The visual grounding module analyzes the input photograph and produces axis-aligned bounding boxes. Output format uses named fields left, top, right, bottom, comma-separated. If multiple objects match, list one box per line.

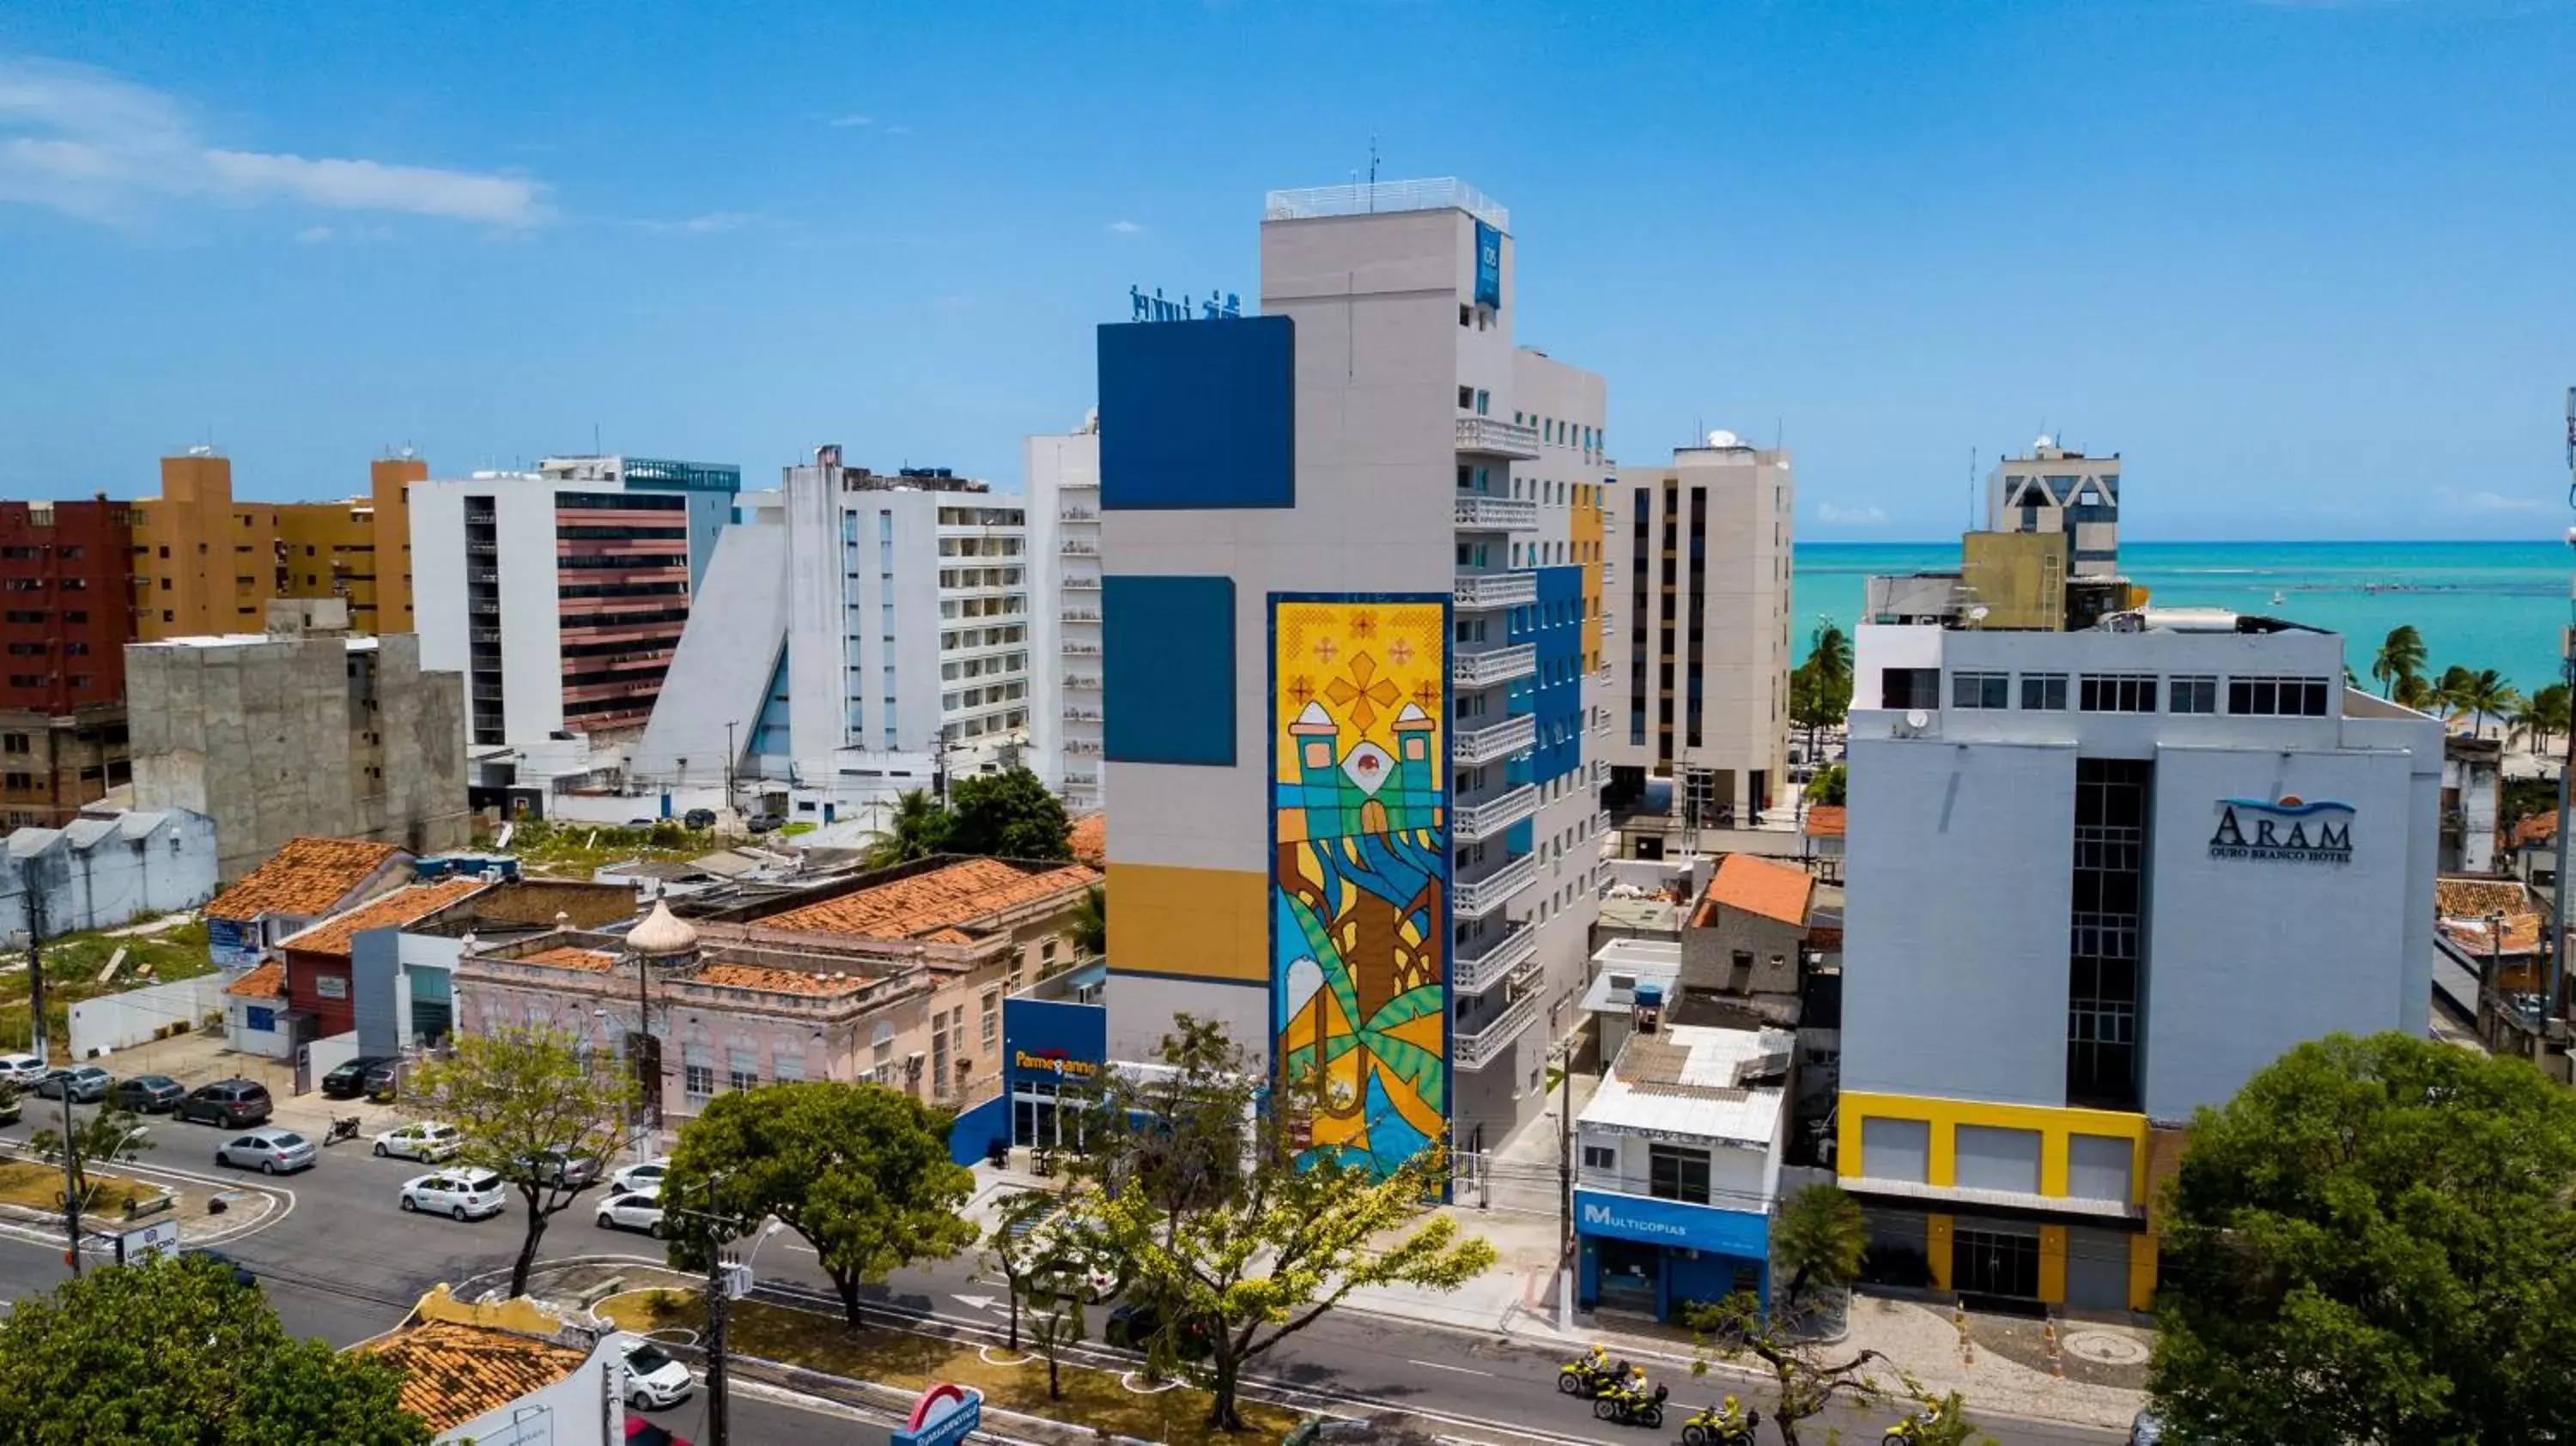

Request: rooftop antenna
left=1367, top=134, right=1379, bottom=212
left=593, top=422, right=602, bottom=455
left=1967, top=447, right=1978, bottom=531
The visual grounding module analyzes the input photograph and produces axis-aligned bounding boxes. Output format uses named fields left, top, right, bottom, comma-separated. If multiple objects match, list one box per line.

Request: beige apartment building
left=1604, top=435, right=1795, bottom=829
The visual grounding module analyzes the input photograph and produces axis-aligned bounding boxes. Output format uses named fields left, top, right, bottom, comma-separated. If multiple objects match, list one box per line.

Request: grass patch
left=0, top=920, right=216, bottom=1057
left=489, top=820, right=717, bottom=879
left=0, top=1158, right=154, bottom=1213
left=599, top=1289, right=1302, bottom=1446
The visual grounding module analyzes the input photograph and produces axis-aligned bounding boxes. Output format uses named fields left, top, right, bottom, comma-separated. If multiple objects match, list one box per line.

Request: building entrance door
left=1953, top=1227, right=2040, bottom=1300
left=1595, top=1238, right=1662, bottom=1315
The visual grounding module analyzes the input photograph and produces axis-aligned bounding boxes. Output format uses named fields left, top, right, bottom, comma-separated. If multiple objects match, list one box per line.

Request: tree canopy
left=1805, top=763, right=1847, bottom=808
left=945, top=767, right=1073, bottom=860
left=862, top=788, right=951, bottom=869
left=410, top=1025, right=635, bottom=1298
left=2152, top=1031, right=2576, bottom=1444
left=663, top=1080, right=978, bottom=1328
left=1771, top=1182, right=1868, bottom=1310
left=0, top=1253, right=431, bottom=1445
left=2370, top=625, right=2426, bottom=697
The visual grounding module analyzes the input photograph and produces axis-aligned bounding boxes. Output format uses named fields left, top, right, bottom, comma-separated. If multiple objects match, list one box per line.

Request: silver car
left=216, top=1128, right=316, bottom=1175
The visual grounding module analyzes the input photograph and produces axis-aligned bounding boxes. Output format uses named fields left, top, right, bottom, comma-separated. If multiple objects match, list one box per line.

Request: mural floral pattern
left=1273, top=597, right=1449, bottom=1173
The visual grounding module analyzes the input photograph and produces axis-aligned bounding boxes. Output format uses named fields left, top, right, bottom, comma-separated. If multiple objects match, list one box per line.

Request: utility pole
left=2554, top=385, right=2575, bottom=1044
left=703, top=1174, right=732, bottom=1446
left=58, top=1083, right=80, bottom=1277
left=722, top=720, right=739, bottom=826
left=24, top=883, right=46, bottom=1063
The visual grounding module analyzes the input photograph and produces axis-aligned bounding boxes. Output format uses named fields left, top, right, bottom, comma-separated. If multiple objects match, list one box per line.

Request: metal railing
left=1451, top=920, right=1537, bottom=993
left=1060, top=611, right=1102, bottom=623
left=1456, top=416, right=1541, bottom=459
left=1452, top=644, right=1536, bottom=687
left=1453, top=570, right=1537, bottom=610
left=1454, top=494, right=1540, bottom=532
left=1058, top=510, right=1099, bottom=523
left=1455, top=990, right=1543, bottom=1071
left=1060, top=574, right=1102, bottom=590
left=1452, top=714, right=1535, bottom=766
left=1064, top=674, right=1103, bottom=690
left=1453, top=853, right=1537, bottom=916
left=1454, top=783, right=1540, bottom=841
left=1263, top=178, right=1509, bottom=232
left=1063, top=708, right=1103, bottom=723
left=1065, top=738, right=1103, bottom=756
left=1060, top=541, right=1099, bottom=556
left=1061, top=641, right=1101, bottom=656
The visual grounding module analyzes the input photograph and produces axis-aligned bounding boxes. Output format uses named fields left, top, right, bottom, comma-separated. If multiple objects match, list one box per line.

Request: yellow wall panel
left=1108, top=862, right=1268, bottom=983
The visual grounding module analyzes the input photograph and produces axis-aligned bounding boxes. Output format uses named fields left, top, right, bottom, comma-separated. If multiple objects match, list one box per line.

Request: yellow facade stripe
left=2129, top=1232, right=2160, bottom=1313
left=1837, top=1091, right=2151, bottom=1205
left=2038, top=1225, right=2068, bottom=1304
left=1107, top=862, right=1269, bottom=984
left=1924, top=1214, right=1953, bottom=1291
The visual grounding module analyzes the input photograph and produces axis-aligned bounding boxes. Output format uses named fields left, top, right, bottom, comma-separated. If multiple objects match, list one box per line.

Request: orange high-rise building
left=131, top=450, right=421, bottom=638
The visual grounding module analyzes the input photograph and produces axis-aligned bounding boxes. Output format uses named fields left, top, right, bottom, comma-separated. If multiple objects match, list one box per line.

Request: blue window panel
left=747, top=642, right=793, bottom=760
left=1104, top=576, right=1236, bottom=765
left=1504, top=818, right=1534, bottom=856
left=1525, top=566, right=1587, bottom=783
left=1098, top=316, right=1296, bottom=511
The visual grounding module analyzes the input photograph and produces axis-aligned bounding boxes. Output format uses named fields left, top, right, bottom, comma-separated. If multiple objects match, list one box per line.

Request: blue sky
left=2, top=1, right=2570, bottom=539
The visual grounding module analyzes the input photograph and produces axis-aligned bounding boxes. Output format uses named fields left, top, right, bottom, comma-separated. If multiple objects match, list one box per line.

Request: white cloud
left=825, top=113, right=873, bottom=128
left=1815, top=502, right=1890, bottom=526
left=634, top=210, right=758, bottom=236
left=2438, top=486, right=2547, bottom=514
left=294, top=222, right=394, bottom=244
left=0, top=55, right=545, bottom=229
left=885, top=125, right=915, bottom=137
left=1108, top=219, right=1144, bottom=236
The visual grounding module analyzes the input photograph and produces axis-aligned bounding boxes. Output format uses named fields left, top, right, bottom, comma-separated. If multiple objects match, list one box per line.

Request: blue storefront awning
left=1576, top=1188, right=1770, bottom=1260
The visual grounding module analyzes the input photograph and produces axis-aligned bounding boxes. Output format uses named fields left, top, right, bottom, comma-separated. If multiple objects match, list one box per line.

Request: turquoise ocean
left=1789, top=540, right=2573, bottom=697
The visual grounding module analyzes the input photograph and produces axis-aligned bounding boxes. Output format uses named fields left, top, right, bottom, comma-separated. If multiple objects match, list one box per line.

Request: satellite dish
left=1905, top=709, right=1929, bottom=730
left=1967, top=605, right=1990, bottom=623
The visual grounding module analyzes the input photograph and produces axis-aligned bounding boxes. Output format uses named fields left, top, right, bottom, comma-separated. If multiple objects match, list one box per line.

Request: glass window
left=1950, top=671, right=2009, bottom=710
left=2227, top=676, right=2330, bottom=717
left=2020, top=673, right=2069, bottom=711
left=2078, top=674, right=2157, bottom=714
left=2169, top=676, right=2218, bottom=714
left=1580, top=1144, right=1616, bottom=1172
left=1647, top=1145, right=1710, bottom=1204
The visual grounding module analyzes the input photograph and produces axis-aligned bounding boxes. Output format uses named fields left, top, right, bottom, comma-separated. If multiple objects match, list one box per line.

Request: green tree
left=2460, top=668, right=2522, bottom=739
left=945, top=767, right=1073, bottom=860
left=2152, top=1031, right=2576, bottom=1444
left=664, top=1080, right=978, bottom=1328
left=863, top=788, right=952, bottom=869
left=410, top=1025, right=636, bottom=1299
left=2371, top=625, right=2426, bottom=698
left=1805, top=764, right=1847, bottom=809
left=1080, top=1018, right=1497, bottom=1429
left=29, top=1103, right=152, bottom=1217
left=1805, top=618, right=1853, bottom=686
left=983, top=1186, right=1064, bottom=1352
left=2393, top=671, right=2436, bottom=713
left=1771, top=1183, right=1868, bottom=1311
left=2515, top=683, right=2571, bottom=753
left=1687, top=1293, right=1893, bottom=1446
left=1069, top=883, right=1106, bottom=962
left=1789, top=665, right=1851, bottom=769
left=0, top=1253, right=431, bottom=1443
left=2433, top=664, right=2476, bottom=724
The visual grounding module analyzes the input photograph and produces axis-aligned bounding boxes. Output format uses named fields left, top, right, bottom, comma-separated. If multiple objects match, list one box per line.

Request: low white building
left=0, top=807, right=217, bottom=940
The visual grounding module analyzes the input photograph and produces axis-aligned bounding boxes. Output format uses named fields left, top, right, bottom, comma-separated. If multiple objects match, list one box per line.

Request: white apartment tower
left=1024, top=422, right=1103, bottom=813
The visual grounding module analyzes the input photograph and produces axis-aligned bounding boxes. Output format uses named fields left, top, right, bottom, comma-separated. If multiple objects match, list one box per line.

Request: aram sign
left=2209, top=796, right=2354, bottom=865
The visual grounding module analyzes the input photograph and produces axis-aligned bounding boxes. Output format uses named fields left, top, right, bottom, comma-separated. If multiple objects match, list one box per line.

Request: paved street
left=0, top=1104, right=2122, bottom=1446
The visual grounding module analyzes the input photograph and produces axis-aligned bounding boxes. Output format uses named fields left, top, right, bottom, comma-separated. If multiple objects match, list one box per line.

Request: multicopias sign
left=2208, top=796, right=2354, bottom=865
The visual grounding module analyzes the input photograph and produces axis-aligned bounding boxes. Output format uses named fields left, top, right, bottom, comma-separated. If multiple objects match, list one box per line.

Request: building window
left=1949, top=671, right=2008, bottom=710
left=683, top=1063, right=714, bottom=1099
left=981, top=989, right=999, bottom=1047
left=931, top=1010, right=952, bottom=1098
left=2227, top=676, right=2329, bottom=717
left=2078, top=674, right=2157, bottom=713
left=1647, top=1145, right=1710, bottom=1205
left=2020, top=673, right=2068, bottom=711
left=2169, top=676, right=2218, bottom=714
left=0, top=735, right=24, bottom=755
left=1880, top=667, right=1941, bottom=711
left=726, top=1047, right=758, bottom=1094
left=1580, top=1144, right=1616, bottom=1172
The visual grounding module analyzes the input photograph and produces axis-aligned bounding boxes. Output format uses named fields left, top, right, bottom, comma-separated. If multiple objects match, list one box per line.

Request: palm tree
left=2461, top=669, right=2521, bottom=740
left=861, top=788, right=950, bottom=869
left=2520, top=684, right=2573, bottom=754
left=2394, top=671, right=2436, bottom=713
left=1806, top=617, right=1852, bottom=686
left=2433, top=665, right=2476, bottom=726
left=1069, top=883, right=1106, bottom=963
left=2371, top=625, right=2427, bottom=698
left=1772, top=1182, right=1869, bottom=1311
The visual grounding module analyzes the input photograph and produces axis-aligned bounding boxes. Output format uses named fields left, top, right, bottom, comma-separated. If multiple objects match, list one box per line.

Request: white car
left=593, top=1191, right=667, bottom=1238
left=398, top=1170, right=506, bottom=1221
left=608, top=1161, right=667, bottom=1197
left=0, top=1052, right=46, bottom=1086
left=620, top=1336, right=693, bottom=1410
left=374, top=1121, right=463, bottom=1163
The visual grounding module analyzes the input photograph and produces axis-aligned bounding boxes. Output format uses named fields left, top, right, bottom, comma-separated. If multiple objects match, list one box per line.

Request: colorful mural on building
left=1271, top=596, right=1449, bottom=1173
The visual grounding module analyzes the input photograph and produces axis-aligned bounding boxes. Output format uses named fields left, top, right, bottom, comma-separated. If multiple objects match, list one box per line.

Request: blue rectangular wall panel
left=1098, top=316, right=1295, bottom=510
left=1104, top=575, right=1236, bottom=765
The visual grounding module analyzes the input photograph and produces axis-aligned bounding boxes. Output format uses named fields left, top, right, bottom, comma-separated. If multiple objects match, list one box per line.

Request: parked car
left=374, top=1121, right=463, bottom=1163
left=178, top=1078, right=272, bottom=1127
left=1032, top=1238, right=1126, bottom=1304
left=215, top=1127, right=316, bottom=1175
left=608, top=1161, right=668, bottom=1197
left=621, top=1337, right=694, bottom=1410
left=0, top=1051, right=47, bottom=1086
left=107, top=1075, right=186, bottom=1114
left=745, top=812, right=785, bottom=835
left=361, top=1060, right=402, bottom=1102
left=511, top=1148, right=602, bottom=1189
left=399, top=1170, right=506, bottom=1221
left=682, top=808, right=717, bottom=830
left=183, top=1247, right=258, bottom=1289
left=1103, top=1300, right=1214, bottom=1358
left=33, top=1066, right=111, bottom=1103
left=320, top=1054, right=398, bottom=1100
left=625, top=1418, right=693, bottom=1446
left=594, top=1191, right=667, bottom=1238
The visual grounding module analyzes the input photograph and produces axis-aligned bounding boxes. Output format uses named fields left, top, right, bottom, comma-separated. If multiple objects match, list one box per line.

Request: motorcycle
left=1680, top=1403, right=1761, bottom=1446
left=1884, top=1410, right=1939, bottom=1443
left=321, top=1115, right=362, bottom=1147
left=1557, top=1353, right=1626, bottom=1397
left=1592, top=1379, right=1667, bottom=1430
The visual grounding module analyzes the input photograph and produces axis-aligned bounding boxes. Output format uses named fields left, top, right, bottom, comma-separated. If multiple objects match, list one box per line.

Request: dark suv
left=179, top=1078, right=273, bottom=1128
left=320, top=1055, right=398, bottom=1100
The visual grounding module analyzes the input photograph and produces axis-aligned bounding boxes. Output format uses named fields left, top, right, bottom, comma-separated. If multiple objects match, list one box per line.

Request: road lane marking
left=1405, top=1358, right=1496, bottom=1376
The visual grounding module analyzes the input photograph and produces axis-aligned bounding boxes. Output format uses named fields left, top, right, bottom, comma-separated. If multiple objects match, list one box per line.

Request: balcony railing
left=1455, top=416, right=1541, bottom=460
left=1452, top=920, right=1537, bottom=993
left=1452, top=644, right=1536, bottom=688
left=1063, top=707, right=1103, bottom=724
left=1591, top=811, right=1613, bottom=839
left=1060, top=541, right=1099, bottom=556
left=1064, top=673, right=1103, bottom=690
left=1058, top=509, right=1099, bottom=524
left=1455, top=990, right=1543, bottom=1071
left=1060, top=574, right=1102, bottom=590
left=1061, top=641, right=1101, bottom=657
left=1452, top=714, right=1535, bottom=766
left=1454, top=494, right=1540, bottom=532
left=1061, top=610, right=1101, bottom=624
left=1065, top=738, right=1103, bottom=756
left=1265, top=178, right=1509, bottom=230
left=1454, top=783, right=1540, bottom=842
left=1059, top=474, right=1098, bottom=489
left=1455, top=853, right=1538, bottom=918
left=1452, top=570, right=1537, bottom=611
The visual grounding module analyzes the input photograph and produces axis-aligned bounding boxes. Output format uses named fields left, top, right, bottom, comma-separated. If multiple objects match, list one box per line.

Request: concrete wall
left=437, top=1335, right=623, bottom=1446
left=1682, top=904, right=1803, bottom=997
left=630, top=513, right=788, bottom=786
left=68, top=974, right=226, bottom=1060
left=0, top=809, right=219, bottom=939
left=227, top=992, right=291, bottom=1059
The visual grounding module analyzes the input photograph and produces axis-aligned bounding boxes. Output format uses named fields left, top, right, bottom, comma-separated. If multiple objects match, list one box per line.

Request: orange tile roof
left=203, top=836, right=402, bottom=921
left=761, top=857, right=1099, bottom=940
left=697, top=961, right=875, bottom=996
left=1699, top=854, right=1814, bottom=928
left=2512, top=812, right=2559, bottom=847
left=922, top=927, right=974, bottom=945
left=2442, top=913, right=2543, bottom=956
left=2436, top=878, right=2529, bottom=920
left=222, top=960, right=284, bottom=999
left=1802, top=805, right=1846, bottom=839
left=519, top=945, right=621, bottom=973
left=280, top=878, right=490, bottom=957
left=1070, top=813, right=1106, bottom=866
left=359, top=1321, right=592, bottom=1433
